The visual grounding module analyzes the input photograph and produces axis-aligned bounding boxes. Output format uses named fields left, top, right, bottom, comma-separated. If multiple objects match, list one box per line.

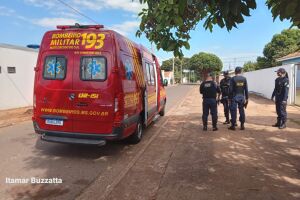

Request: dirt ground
left=1, top=87, right=300, bottom=200
left=0, top=107, right=32, bottom=128
left=78, top=87, right=300, bottom=200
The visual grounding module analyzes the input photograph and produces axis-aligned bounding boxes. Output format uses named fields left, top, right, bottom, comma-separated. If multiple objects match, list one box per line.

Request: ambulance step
left=153, top=114, right=160, bottom=122
left=41, top=134, right=106, bottom=146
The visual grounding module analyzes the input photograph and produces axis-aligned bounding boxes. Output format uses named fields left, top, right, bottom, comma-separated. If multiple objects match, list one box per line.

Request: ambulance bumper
left=33, top=121, right=123, bottom=146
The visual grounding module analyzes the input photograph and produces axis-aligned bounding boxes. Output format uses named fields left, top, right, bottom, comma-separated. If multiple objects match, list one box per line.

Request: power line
left=56, top=0, right=100, bottom=25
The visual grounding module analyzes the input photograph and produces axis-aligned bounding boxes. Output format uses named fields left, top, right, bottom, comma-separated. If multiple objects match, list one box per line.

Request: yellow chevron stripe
left=128, top=40, right=143, bottom=87
left=129, top=41, right=144, bottom=86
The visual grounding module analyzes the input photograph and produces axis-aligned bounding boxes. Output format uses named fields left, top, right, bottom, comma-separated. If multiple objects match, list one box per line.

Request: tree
left=263, top=29, right=300, bottom=67
left=161, top=57, right=190, bottom=71
left=243, top=61, right=258, bottom=72
left=136, top=0, right=300, bottom=58
left=161, top=57, right=190, bottom=83
left=189, top=52, right=223, bottom=80
left=256, top=56, right=272, bottom=69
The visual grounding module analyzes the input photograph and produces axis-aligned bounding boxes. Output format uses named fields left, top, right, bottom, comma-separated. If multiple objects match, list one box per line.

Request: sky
left=0, top=0, right=293, bottom=70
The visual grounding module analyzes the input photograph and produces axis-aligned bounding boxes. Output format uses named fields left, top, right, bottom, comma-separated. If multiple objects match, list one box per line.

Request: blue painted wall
left=282, top=57, right=300, bottom=65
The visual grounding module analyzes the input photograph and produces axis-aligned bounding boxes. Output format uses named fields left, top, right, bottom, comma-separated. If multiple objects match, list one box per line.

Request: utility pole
left=172, top=57, right=175, bottom=85
left=180, top=59, right=183, bottom=84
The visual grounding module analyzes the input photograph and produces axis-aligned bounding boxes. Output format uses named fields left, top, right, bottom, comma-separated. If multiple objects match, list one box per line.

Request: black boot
left=213, top=126, right=218, bottom=131
left=223, top=120, right=230, bottom=124
left=228, top=124, right=236, bottom=130
left=240, top=123, right=245, bottom=130
left=213, top=122, right=218, bottom=131
left=279, top=121, right=286, bottom=129
left=203, top=126, right=208, bottom=131
left=272, top=119, right=280, bottom=127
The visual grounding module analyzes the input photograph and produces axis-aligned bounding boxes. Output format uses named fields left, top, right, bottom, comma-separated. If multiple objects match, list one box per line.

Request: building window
left=7, top=67, right=16, bottom=74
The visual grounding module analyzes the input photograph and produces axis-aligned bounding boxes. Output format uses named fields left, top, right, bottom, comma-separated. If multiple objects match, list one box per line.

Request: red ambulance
left=32, top=24, right=167, bottom=146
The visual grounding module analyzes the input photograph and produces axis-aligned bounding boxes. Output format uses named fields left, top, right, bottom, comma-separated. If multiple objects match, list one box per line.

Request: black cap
left=223, top=70, right=229, bottom=76
left=276, top=68, right=286, bottom=73
left=235, top=67, right=242, bottom=74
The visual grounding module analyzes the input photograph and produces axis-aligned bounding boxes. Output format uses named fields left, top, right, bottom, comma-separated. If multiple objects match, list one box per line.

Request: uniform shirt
left=200, top=80, right=221, bottom=99
left=220, top=77, right=231, bottom=98
left=272, top=76, right=289, bottom=101
left=229, top=75, right=248, bottom=99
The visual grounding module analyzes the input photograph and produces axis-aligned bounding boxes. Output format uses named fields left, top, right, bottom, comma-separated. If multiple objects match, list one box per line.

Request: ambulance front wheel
left=127, top=118, right=143, bottom=144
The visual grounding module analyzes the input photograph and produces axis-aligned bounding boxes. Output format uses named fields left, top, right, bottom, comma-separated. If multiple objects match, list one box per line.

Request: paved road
left=0, top=85, right=194, bottom=200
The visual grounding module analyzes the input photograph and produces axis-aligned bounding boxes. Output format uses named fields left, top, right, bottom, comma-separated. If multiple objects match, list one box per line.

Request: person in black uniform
left=219, top=71, right=231, bottom=124
left=228, top=67, right=248, bottom=130
left=271, top=68, right=289, bottom=129
left=200, top=72, right=221, bottom=131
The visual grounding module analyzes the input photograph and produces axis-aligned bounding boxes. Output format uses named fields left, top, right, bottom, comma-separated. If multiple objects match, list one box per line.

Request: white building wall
left=0, top=46, right=38, bottom=110
left=296, top=68, right=300, bottom=87
left=243, top=64, right=296, bottom=105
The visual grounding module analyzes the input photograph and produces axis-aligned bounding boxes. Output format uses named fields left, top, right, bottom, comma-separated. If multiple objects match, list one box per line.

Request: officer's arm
left=200, top=83, right=204, bottom=94
left=244, top=79, right=249, bottom=100
left=271, top=80, right=276, bottom=99
left=283, top=79, right=289, bottom=102
left=229, top=78, right=234, bottom=99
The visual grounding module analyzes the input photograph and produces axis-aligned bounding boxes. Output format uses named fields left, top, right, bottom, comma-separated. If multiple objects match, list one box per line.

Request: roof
left=0, top=43, right=38, bottom=53
left=277, top=51, right=300, bottom=62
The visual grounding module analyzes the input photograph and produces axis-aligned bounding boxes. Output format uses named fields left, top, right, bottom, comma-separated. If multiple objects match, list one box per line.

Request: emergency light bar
left=57, top=23, right=104, bottom=30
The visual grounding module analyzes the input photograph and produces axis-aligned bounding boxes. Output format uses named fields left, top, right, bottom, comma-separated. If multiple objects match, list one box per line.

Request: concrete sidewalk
left=78, top=87, right=300, bottom=200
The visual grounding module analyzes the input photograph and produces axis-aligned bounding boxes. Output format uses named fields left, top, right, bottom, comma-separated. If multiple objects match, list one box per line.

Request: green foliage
left=161, top=57, right=190, bottom=72
left=243, top=61, right=258, bottom=72
left=160, top=52, right=222, bottom=81
left=189, top=52, right=223, bottom=78
left=256, top=56, right=272, bottom=69
left=256, top=29, right=300, bottom=69
left=136, top=0, right=300, bottom=58
left=267, top=0, right=300, bottom=27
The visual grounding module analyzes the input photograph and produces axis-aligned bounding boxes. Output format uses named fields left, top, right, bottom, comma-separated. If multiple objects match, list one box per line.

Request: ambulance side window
left=122, top=55, right=134, bottom=80
left=43, top=56, right=66, bottom=80
left=80, top=57, right=106, bottom=81
left=145, top=63, right=152, bottom=85
left=150, top=64, right=156, bottom=86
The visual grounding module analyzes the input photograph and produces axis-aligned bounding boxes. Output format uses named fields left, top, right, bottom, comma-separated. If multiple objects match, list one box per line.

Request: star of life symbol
left=47, top=60, right=62, bottom=76
left=88, top=60, right=101, bottom=76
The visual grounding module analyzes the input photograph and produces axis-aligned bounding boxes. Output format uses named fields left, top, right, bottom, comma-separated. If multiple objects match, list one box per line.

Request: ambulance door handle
left=69, top=93, right=75, bottom=101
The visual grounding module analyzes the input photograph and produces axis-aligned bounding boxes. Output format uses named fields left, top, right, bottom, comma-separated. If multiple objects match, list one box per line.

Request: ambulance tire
left=127, top=118, right=143, bottom=144
left=159, top=105, right=165, bottom=116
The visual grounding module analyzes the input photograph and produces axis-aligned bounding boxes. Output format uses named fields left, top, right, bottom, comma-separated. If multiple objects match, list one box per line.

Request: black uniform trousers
left=275, top=100, right=287, bottom=123
left=202, top=98, right=218, bottom=127
left=221, top=98, right=230, bottom=121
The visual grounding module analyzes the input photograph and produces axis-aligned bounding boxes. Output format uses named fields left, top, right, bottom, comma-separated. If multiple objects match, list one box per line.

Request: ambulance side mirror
left=34, top=67, right=39, bottom=72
